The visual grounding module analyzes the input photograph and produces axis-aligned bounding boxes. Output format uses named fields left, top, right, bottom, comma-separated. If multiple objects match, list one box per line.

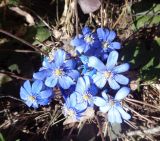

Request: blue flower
left=97, top=28, right=121, bottom=52
left=70, top=27, right=100, bottom=54
left=94, top=87, right=131, bottom=123
left=33, top=49, right=79, bottom=89
left=71, top=76, right=98, bottom=110
left=79, top=55, right=96, bottom=77
left=62, top=92, right=86, bottom=121
left=88, top=51, right=129, bottom=90
left=20, top=80, right=53, bottom=108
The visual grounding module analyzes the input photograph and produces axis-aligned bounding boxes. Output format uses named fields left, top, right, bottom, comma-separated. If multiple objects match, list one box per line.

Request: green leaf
left=8, top=0, right=20, bottom=6
left=8, top=64, right=20, bottom=74
left=0, top=133, right=5, bottom=141
left=132, top=2, right=160, bottom=30
left=33, top=27, right=50, bottom=44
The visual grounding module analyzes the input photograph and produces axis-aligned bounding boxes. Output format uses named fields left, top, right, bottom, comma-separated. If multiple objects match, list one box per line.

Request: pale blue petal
left=75, top=102, right=87, bottom=112
left=75, top=77, right=86, bottom=94
left=45, top=76, right=58, bottom=87
left=84, top=76, right=90, bottom=90
left=115, top=87, right=130, bottom=101
left=23, top=80, right=32, bottom=94
left=108, top=78, right=120, bottom=90
left=75, top=45, right=85, bottom=54
left=33, top=69, right=51, bottom=80
left=100, top=102, right=112, bottom=113
left=106, top=51, right=118, bottom=70
left=20, top=87, right=29, bottom=100
left=93, top=72, right=107, bottom=89
left=70, top=92, right=78, bottom=107
left=25, top=99, right=33, bottom=107
left=113, top=63, right=130, bottom=73
left=64, top=60, right=75, bottom=69
left=59, top=76, right=74, bottom=89
left=102, top=90, right=109, bottom=102
left=54, top=49, right=66, bottom=66
left=88, top=56, right=106, bottom=71
left=97, top=28, right=109, bottom=40
left=116, top=106, right=131, bottom=120
left=70, top=36, right=84, bottom=46
left=107, top=30, right=116, bottom=41
left=108, top=107, right=122, bottom=123
left=32, top=80, right=43, bottom=94
left=93, top=96, right=106, bottom=107
left=68, top=70, right=79, bottom=80
left=110, top=42, right=121, bottom=49
left=82, top=26, right=91, bottom=35
left=32, top=101, right=39, bottom=109
left=114, top=74, right=129, bottom=85
left=40, top=89, right=53, bottom=99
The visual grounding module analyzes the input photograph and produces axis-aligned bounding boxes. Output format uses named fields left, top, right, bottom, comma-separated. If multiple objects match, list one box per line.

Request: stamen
left=103, top=71, right=112, bottom=79
left=54, top=69, right=63, bottom=76
left=102, top=41, right=110, bottom=48
left=84, top=36, right=94, bottom=43
left=28, top=96, right=35, bottom=102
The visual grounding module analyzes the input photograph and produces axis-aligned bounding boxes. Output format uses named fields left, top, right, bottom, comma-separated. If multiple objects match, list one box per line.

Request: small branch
left=0, top=29, right=48, bottom=56
left=0, top=71, right=31, bottom=80
left=74, top=0, right=79, bottom=36
left=125, top=98, right=160, bottom=111
left=95, top=115, right=105, bottom=141
left=0, top=95, right=24, bottom=103
left=126, top=126, right=160, bottom=136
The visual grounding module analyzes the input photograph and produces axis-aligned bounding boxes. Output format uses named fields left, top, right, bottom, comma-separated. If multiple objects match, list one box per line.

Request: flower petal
left=93, top=72, right=107, bottom=89
left=68, top=70, right=80, bottom=80
left=102, top=90, right=109, bottom=102
left=75, top=44, right=85, bottom=54
left=40, top=89, right=53, bottom=99
left=32, top=80, right=43, bottom=94
left=64, top=60, right=75, bottom=69
left=70, top=36, right=84, bottom=46
left=75, top=77, right=86, bottom=94
left=93, top=96, right=106, bottom=107
left=75, top=102, right=87, bottom=112
left=20, top=87, right=29, bottom=100
left=110, top=42, right=121, bottom=49
left=115, top=87, right=130, bottom=101
left=116, top=105, right=131, bottom=120
left=69, top=92, right=78, bottom=107
left=97, top=28, right=109, bottom=40
left=100, top=106, right=110, bottom=113
left=106, top=51, right=118, bottom=70
left=108, top=78, right=120, bottom=90
left=59, top=76, right=74, bottom=89
left=82, top=26, right=91, bottom=35
left=33, top=69, right=51, bottom=80
left=88, top=56, right=106, bottom=71
left=25, top=99, right=33, bottom=107
left=54, top=49, right=66, bottom=66
left=114, top=74, right=129, bottom=85
left=23, top=80, right=32, bottom=94
left=107, top=30, right=116, bottom=41
left=108, top=107, right=122, bottom=123
left=45, top=76, right=58, bottom=87
left=113, top=63, right=130, bottom=73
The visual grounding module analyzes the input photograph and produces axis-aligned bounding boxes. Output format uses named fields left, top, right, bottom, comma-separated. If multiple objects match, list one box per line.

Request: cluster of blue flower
left=20, top=26, right=131, bottom=124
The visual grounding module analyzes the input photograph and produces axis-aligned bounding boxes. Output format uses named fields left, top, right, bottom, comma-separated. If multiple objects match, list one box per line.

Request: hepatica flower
left=97, top=28, right=121, bottom=52
left=62, top=92, right=87, bottom=124
left=33, top=49, right=79, bottom=89
left=94, top=87, right=131, bottom=123
left=20, top=80, right=53, bottom=108
left=72, top=76, right=98, bottom=109
left=71, top=26, right=100, bottom=54
left=88, top=51, right=129, bottom=90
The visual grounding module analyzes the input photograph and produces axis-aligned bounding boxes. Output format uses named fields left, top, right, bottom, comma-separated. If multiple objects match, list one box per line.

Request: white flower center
left=102, top=41, right=110, bottom=49
left=103, top=71, right=112, bottom=79
left=54, top=69, right=63, bottom=76
left=84, top=36, right=94, bottom=44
